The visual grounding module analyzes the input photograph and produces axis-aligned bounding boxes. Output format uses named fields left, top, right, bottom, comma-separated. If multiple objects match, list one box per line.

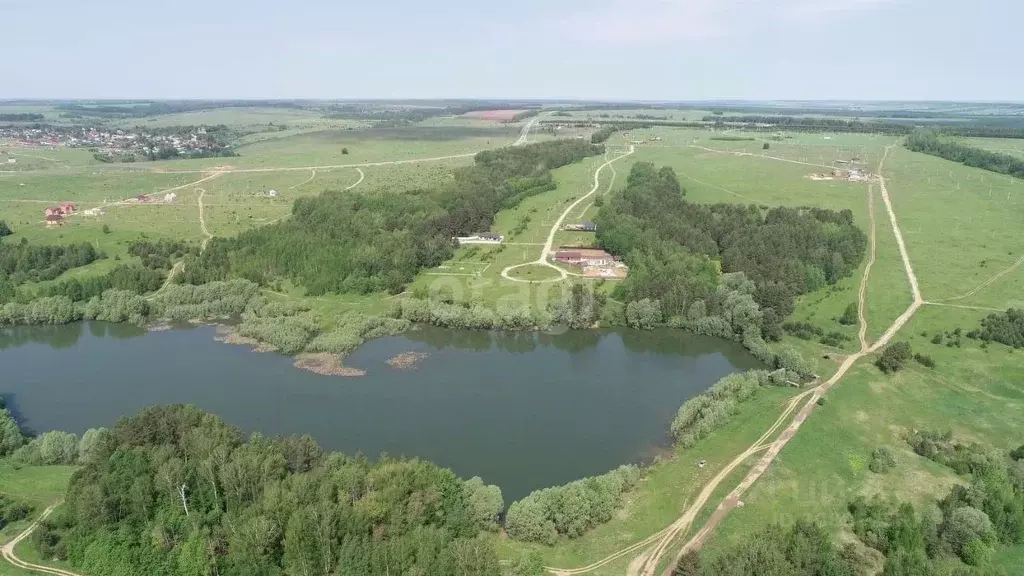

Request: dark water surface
left=0, top=323, right=761, bottom=502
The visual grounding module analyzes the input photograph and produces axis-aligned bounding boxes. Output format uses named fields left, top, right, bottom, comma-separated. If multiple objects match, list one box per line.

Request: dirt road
left=543, top=143, right=922, bottom=576
left=500, top=146, right=634, bottom=283
left=1, top=504, right=83, bottom=576
left=197, top=188, right=212, bottom=249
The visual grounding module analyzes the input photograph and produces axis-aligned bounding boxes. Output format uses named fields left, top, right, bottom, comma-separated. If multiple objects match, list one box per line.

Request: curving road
left=501, top=146, right=634, bottom=283
left=1, top=504, right=83, bottom=576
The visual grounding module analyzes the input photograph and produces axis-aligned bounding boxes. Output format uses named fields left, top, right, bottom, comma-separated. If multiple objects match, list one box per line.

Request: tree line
left=0, top=113, right=44, bottom=121
left=906, top=130, right=1024, bottom=179
left=181, top=140, right=604, bottom=295
left=595, top=162, right=866, bottom=342
left=0, top=239, right=102, bottom=287
left=678, top=434, right=1023, bottom=575
left=967, top=308, right=1024, bottom=348
left=17, top=404, right=513, bottom=576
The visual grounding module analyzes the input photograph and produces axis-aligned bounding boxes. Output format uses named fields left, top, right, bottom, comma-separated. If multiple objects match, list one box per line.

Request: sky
left=3, top=0, right=1021, bottom=101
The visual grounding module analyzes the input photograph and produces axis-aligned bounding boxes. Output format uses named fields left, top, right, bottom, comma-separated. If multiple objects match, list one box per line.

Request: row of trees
left=595, top=162, right=866, bottom=342
left=670, top=370, right=786, bottom=447
left=505, top=465, right=640, bottom=544
left=906, top=131, right=1024, bottom=179
left=33, top=405, right=507, bottom=576
left=182, top=140, right=604, bottom=295
left=0, top=239, right=103, bottom=286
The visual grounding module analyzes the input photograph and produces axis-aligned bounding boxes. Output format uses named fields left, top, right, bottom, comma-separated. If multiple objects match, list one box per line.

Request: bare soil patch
left=295, top=353, right=366, bottom=377
left=386, top=351, right=428, bottom=370
left=213, top=329, right=278, bottom=353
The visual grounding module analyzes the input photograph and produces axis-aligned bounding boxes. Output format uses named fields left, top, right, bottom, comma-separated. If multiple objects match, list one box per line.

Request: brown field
left=462, top=109, right=528, bottom=122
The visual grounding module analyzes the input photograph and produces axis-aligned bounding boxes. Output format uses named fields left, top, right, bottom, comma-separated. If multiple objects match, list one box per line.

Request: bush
left=625, top=298, right=662, bottom=329
left=968, top=308, right=1024, bottom=348
left=1011, top=444, right=1024, bottom=461
left=839, top=303, right=858, bottom=326
left=931, top=333, right=944, bottom=345
left=0, top=408, right=24, bottom=456
left=505, top=465, right=640, bottom=543
left=0, top=494, right=33, bottom=530
left=671, top=371, right=772, bottom=447
left=868, top=447, right=897, bottom=474
left=820, top=331, right=851, bottom=347
left=913, top=353, right=935, bottom=368
left=463, top=477, right=503, bottom=531
left=783, top=321, right=823, bottom=340
left=876, top=341, right=912, bottom=374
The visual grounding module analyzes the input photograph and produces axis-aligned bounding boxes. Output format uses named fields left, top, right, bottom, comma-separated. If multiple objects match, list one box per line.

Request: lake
left=0, top=322, right=761, bottom=502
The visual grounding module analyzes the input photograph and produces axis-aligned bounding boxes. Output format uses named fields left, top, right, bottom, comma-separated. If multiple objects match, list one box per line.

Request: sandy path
left=501, top=146, right=634, bottom=283
left=924, top=301, right=1004, bottom=312
left=197, top=188, right=212, bottom=249
left=345, top=167, right=365, bottom=190
left=934, top=253, right=1024, bottom=303
left=650, top=145, right=923, bottom=572
left=289, top=169, right=316, bottom=190
left=689, top=144, right=836, bottom=170
left=1, top=504, right=83, bottom=576
left=858, top=184, right=877, bottom=350
left=541, top=142, right=922, bottom=576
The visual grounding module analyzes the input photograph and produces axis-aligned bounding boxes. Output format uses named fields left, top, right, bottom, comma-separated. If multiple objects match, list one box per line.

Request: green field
left=4, top=107, right=1024, bottom=575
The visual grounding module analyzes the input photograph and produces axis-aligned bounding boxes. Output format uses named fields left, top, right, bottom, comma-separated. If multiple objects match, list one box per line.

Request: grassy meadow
left=4, top=107, right=1024, bottom=574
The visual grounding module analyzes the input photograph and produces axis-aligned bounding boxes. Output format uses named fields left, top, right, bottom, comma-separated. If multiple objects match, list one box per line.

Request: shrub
left=505, top=465, right=640, bottom=543
left=0, top=494, right=33, bottom=530
left=625, top=298, right=662, bottom=329
left=1011, top=444, right=1024, bottom=461
left=463, top=477, right=504, bottom=531
left=783, top=321, right=824, bottom=340
left=876, top=341, right=912, bottom=374
left=820, top=331, right=851, bottom=348
left=913, top=353, right=935, bottom=368
left=0, top=408, right=24, bottom=456
left=839, top=303, right=858, bottom=326
left=869, top=447, right=897, bottom=474
left=671, top=371, right=772, bottom=447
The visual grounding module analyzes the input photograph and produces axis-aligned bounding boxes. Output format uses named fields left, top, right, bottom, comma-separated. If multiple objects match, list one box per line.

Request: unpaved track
left=197, top=188, right=212, bottom=249
left=345, top=167, right=365, bottom=190
left=858, top=184, right=878, bottom=350
left=289, top=169, right=317, bottom=190
left=501, top=146, right=634, bottom=283
left=1, top=504, right=83, bottom=576
left=934, top=253, right=1024, bottom=303
left=648, top=145, right=923, bottom=574
left=689, top=144, right=836, bottom=171
left=543, top=143, right=922, bottom=576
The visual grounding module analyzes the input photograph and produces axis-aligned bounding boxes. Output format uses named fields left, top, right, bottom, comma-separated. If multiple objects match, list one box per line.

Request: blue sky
left=3, top=0, right=1020, bottom=101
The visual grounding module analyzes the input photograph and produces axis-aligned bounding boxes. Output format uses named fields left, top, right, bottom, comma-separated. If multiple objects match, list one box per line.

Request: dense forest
left=595, top=162, right=866, bottom=340
left=182, top=140, right=604, bottom=294
left=20, top=405, right=512, bottom=576
left=0, top=239, right=102, bottom=289
left=905, top=131, right=1024, bottom=179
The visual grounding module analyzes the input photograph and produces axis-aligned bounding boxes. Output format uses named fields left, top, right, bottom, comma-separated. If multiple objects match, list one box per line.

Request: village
left=0, top=124, right=234, bottom=161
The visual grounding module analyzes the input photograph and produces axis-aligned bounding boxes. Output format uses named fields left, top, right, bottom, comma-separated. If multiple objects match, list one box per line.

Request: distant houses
left=164, top=192, right=178, bottom=203
left=44, top=202, right=76, bottom=218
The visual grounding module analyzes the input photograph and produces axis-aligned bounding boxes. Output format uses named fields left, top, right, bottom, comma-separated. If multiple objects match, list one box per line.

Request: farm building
left=164, top=192, right=178, bottom=202
left=455, top=232, right=504, bottom=245
left=45, top=214, right=63, bottom=226
left=44, top=203, right=76, bottom=217
left=6, top=158, right=15, bottom=164
left=552, top=248, right=628, bottom=279
left=564, top=222, right=597, bottom=232
left=84, top=208, right=105, bottom=216
left=268, top=189, right=279, bottom=198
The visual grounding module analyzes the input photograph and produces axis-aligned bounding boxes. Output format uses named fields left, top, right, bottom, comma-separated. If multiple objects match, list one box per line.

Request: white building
left=164, top=192, right=178, bottom=202
left=268, top=189, right=279, bottom=197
